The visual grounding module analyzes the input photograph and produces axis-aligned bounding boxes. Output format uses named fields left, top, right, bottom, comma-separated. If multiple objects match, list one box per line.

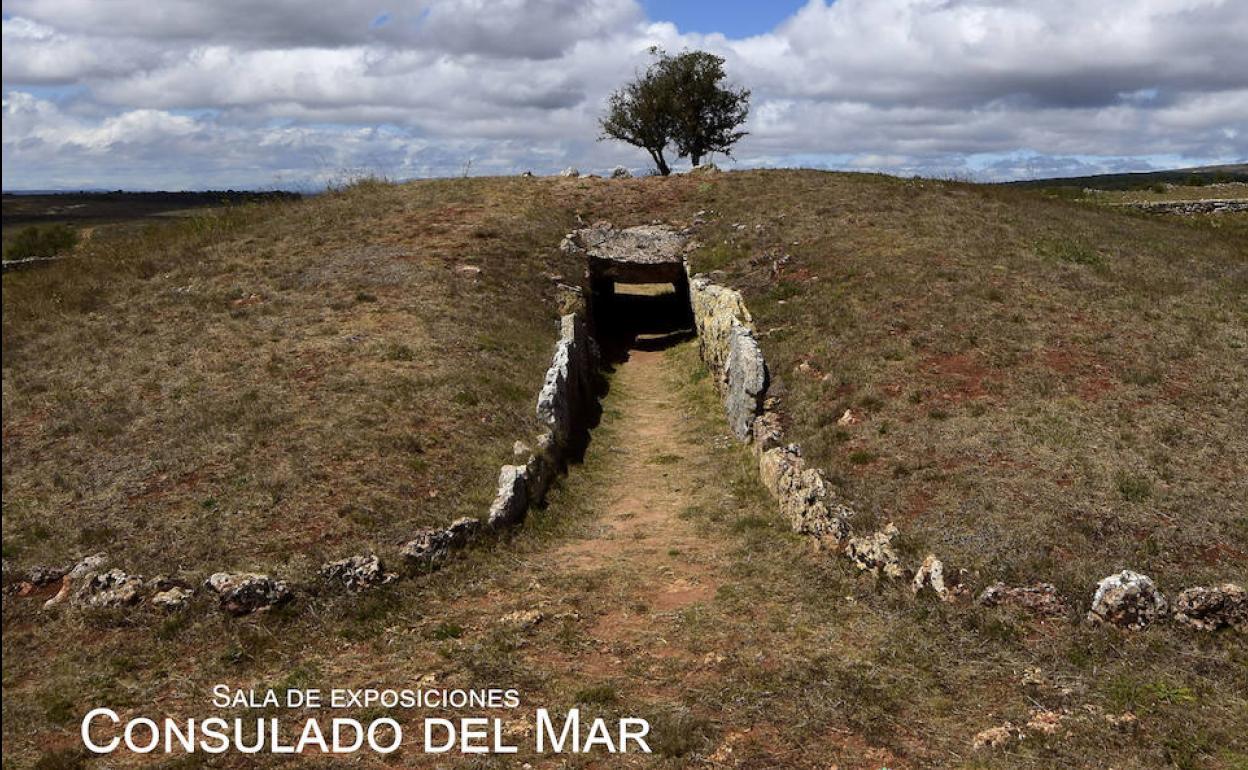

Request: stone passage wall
left=407, top=288, right=599, bottom=562
left=688, top=273, right=852, bottom=544
left=14, top=291, right=602, bottom=617
left=687, top=269, right=1244, bottom=633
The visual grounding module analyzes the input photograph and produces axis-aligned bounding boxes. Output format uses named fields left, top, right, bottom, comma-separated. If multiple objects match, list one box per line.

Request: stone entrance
left=560, top=222, right=690, bottom=297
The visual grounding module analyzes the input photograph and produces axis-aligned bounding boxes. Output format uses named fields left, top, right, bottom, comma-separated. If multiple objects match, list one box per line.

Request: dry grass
left=1, top=175, right=704, bottom=577
left=688, top=170, right=1247, bottom=597
left=2, top=170, right=1245, bottom=768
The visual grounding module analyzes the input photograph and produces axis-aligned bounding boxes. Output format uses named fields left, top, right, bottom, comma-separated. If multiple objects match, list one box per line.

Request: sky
left=2, top=0, right=1246, bottom=190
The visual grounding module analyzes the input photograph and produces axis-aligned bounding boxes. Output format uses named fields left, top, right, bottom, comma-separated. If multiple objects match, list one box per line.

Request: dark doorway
left=593, top=282, right=695, bottom=366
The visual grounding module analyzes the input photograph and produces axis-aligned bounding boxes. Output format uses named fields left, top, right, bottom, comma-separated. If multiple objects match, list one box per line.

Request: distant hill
left=1008, top=163, right=1248, bottom=190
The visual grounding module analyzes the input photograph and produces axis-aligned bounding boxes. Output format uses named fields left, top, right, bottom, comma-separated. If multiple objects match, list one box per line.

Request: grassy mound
left=688, top=170, right=1247, bottom=594
left=1, top=176, right=701, bottom=576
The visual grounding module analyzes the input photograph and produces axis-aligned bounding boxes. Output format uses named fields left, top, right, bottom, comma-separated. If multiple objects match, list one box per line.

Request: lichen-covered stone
left=487, top=464, right=529, bottom=528
left=536, top=314, right=596, bottom=450
left=724, top=324, right=768, bottom=440
left=319, top=554, right=397, bottom=591
left=73, top=568, right=145, bottom=608
left=1172, top=583, right=1245, bottom=632
left=205, top=572, right=293, bottom=616
left=846, top=525, right=903, bottom=579
left=401, top=528, right=456, bottom=571
left=912, top=555, right=948, bottom=599
left=689, top=275, right=753, bottom=382
left=1087, top=570, right=1167, bottom=629
left=756, top=443, right=852, bottom=545
left=446, top=516, right=481, bottom=547
left=25, top=564, right=66, bottom=586
left=43, top=553, right=110, bottom=608
left=151, top=586, right=194, bottom=611
left=977, top=582, right=1067, bottom=618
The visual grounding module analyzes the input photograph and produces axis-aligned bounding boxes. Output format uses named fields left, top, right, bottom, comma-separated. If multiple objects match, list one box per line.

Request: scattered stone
left=401, top=528, right=456, bottom=571
left=836, top=409, right=857, bottom=426
left=400, top=517, right=480, bottom=572
left=73, top=569, right=145, bottom=608
left=68, top=553, right=109, bottom=579
left=1026, top=710, right=1065, bottom=735
left=1087, top=570, right=1167, bottom=629
left=205, top=573, right=293, bottom=616
left=447, top=516, right=481, bottom=546
left=454, top=264, right=481, bottom=278
left=977, top=582, right=1068, bottom=618
left=43, top=553, right=109, bottom=608
left=500, top=609, right=543, bottom=629
left=320, top=554, right=397, bottom=591
left=1172, top=583, right=1246, bottom=632
left=558, top=167, right=580, bottom=178
left=846, top=524, right=903, bottom=579
left=609, top=166, right=632, bottom=179
left=912, top=554, right=949, bottom=599
left=520, top=171, right=534, bottom=177
left=151, top=586, right=194, bottom=611
left=513, top=440, right=533, bottom=459
left=690, top=162, right=721, bottom=175
left=26, top=564, right=67, bottom=586
left=972, top=724, right=1018, bottom=750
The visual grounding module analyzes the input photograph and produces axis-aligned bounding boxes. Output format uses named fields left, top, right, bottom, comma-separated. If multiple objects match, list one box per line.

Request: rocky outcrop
left=610, top=166, right=632, bottom=179
left=1172, top=583, right=1246, bottom=632
left=977, top=582, right=1067, bottom=618
left=320, top=554, right=397, bottom=591
left=1087, top=570, right=1167, bottom=629
left=205, top=573, right=293, bottom=616
left=558, top=167, right=580, bottom=178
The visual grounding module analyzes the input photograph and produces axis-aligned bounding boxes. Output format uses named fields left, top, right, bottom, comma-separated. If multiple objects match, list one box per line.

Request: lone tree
left=600, top=48, right=750, bottom=175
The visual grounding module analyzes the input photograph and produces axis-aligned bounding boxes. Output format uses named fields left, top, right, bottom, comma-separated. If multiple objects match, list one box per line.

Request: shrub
left=4, top=224, right=79, bottom=261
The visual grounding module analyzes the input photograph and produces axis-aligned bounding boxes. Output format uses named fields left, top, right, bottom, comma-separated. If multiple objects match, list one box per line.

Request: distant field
left=1, top=191, right=299, bottom=260
left=1009, top=163, right=1248, bottom=191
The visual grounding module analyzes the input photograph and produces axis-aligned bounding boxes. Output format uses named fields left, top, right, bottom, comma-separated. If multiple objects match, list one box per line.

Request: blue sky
left=2, top=0, right=1245, bottom=190
left=641, top=0, right=808, bottom=37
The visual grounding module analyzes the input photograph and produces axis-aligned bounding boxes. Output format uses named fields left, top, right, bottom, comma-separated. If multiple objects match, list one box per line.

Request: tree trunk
left=691, top=152, right=702, bottom=167
left=650, top=148, right=671, bottom=176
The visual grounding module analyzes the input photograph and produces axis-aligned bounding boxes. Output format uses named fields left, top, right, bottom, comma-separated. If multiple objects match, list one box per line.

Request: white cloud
left=3, top=0, right=1246, bottom=188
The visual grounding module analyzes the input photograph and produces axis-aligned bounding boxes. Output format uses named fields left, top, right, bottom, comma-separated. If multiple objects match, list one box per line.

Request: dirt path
left=551, top=345, right=720, bottom=614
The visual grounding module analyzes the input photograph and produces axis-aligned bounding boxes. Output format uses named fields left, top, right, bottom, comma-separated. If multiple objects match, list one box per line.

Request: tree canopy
left=600, top=48, right=750, bottom=176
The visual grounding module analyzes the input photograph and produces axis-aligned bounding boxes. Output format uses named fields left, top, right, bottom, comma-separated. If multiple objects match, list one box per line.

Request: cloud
left=3, top=0, right=1246, bottom=188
